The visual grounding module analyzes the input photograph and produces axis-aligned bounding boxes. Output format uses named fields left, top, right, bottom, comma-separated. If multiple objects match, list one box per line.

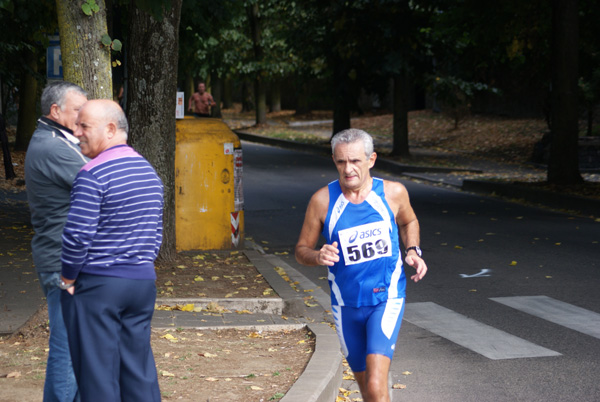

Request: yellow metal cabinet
left=175, top=117, right=244, bottom=251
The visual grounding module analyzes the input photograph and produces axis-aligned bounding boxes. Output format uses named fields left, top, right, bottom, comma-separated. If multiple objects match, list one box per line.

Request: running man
left=295, top=128, right=427, bottom=402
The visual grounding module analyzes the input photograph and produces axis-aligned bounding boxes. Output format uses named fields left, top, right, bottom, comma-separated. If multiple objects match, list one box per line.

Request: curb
left=235, top=131, right=330, bottom=156
left=243, top=248, right=343, bottom=402
left=235, top=130, right=481, bottom=175
left=155, top=297, right=284, bottom=315
left=281, top=323, right=343, bottom=402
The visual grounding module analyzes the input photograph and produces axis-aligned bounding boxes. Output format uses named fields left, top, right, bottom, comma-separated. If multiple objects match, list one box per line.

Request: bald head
left=74, top=100, right=129, bottom=158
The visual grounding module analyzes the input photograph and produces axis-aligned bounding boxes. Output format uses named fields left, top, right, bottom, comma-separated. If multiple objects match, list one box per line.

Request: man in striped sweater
left=60, top=99, right=163, bottom=401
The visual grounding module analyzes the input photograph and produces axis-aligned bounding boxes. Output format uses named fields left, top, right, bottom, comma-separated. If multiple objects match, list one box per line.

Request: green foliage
left=0, top=0, right=14, bottom=12
left=0, top=0, right=57, bottom=115
left=101, top=33, right=112, bottom=47
left=81, top=0, right=99, bottom=16
left=111, top=39, right=122, bottom=52
left=99, top=32, right=122, bottom=68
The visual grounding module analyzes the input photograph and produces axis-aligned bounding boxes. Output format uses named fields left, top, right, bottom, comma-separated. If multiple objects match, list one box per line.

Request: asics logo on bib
left=348, top=228, right=382, bottom=244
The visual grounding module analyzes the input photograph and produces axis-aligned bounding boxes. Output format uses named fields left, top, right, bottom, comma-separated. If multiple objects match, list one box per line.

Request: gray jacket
left=25, top=117, right=89, bottom=273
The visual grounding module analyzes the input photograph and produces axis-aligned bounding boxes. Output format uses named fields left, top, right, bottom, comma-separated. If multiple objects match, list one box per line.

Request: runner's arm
left=295, top=188, right=339, bottom=266
left=387, top=181, right=428, bottom=282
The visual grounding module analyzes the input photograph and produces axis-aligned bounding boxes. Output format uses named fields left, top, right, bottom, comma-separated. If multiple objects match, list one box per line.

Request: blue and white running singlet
left=322, top=178, right=406, bottom=307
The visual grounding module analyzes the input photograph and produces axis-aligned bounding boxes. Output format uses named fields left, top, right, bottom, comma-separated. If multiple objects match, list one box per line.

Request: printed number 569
left=346, top=240, right=388, bottom=262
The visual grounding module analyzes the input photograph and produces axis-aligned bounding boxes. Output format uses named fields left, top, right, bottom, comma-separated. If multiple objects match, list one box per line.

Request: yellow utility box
left=175, top=117, right=244, bottom=251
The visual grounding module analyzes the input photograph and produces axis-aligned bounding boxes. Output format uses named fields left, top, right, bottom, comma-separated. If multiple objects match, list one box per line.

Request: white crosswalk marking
left=490, top=295, right=600, bottom=339
left=403, top=302, right=561, bottom=360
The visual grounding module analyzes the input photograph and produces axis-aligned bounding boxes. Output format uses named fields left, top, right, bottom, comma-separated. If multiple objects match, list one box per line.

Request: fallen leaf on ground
left=161, top=333, right=178, bottom=342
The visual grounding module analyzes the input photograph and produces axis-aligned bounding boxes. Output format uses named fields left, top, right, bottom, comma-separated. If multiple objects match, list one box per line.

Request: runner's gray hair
left=41, top=81, right=87, bottom=116
left=331, top=129, right=374, bottom=157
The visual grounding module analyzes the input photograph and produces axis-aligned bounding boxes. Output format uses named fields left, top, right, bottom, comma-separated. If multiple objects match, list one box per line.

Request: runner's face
left=332, top=141, right=376, bottom=191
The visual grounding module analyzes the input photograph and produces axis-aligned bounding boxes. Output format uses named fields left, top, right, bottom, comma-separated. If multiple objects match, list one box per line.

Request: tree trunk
left=270, top=81, right=281, bottom=112
left=295, top=82, right=311, bottom=115
left=223, top=75, right=233, bottom=109
left=15, top=49, right=38, bottom=151
left=332, top=57, right=351, bottom=137
left=184, top=75, right=194, bottom=115
left=247, top=3, right=266, bottom=125
left=1, top=113, right=15, bottom=180
left=548, top=0, right=582, bottom=184
left=127, top=1, right=182, bottom=262
left=255, top=79, right=267, bottom=125
left=392, top=73, right=410, bottom=157
left=56, top=0, right=112, bottom=98
left=241, top=80, right=253, bottom=112
left=210, top=72, right=222, bottom=118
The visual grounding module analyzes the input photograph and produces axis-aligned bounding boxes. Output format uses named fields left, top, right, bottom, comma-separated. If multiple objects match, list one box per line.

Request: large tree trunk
left=548, top=0, right=582, bottom=184
left=127, top=1, right=182, bottom=262
left=15, top=49, right=38, bottom=151
left=247, top=3, right=266, bottom=125
left=392, top=73, right=410, bottom=157
left=56, top=0, right=112, bottom=98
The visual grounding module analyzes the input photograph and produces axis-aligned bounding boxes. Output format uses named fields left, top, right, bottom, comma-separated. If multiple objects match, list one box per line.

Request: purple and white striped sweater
left=61, top=144, right=164, bottom=280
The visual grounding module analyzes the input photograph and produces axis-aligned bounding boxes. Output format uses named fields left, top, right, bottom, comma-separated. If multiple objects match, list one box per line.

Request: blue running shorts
left=332, top=298, right=405, bottom=372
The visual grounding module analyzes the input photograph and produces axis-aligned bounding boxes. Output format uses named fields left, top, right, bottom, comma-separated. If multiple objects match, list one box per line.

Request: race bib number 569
left=338, top=221, right=392, bottom=266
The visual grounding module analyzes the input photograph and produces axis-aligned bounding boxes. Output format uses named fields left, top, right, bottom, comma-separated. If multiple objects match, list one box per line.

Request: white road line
left=490, top=295, right=600, bottom=339
left=404, top=302, right=561, bottom=360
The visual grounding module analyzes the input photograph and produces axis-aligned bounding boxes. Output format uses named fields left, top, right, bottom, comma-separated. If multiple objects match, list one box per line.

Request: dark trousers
left=61, top=274, right=161, bottom=402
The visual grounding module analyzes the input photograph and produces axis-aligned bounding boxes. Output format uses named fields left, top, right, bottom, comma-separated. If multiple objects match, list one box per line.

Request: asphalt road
left=241, top=140, right=600, bottom=402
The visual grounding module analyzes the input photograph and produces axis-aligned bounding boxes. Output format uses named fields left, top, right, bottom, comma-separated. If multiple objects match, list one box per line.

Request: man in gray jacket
left=25, top=81, right=88, bottom=402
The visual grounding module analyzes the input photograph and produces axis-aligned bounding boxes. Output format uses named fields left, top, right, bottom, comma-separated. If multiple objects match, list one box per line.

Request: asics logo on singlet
left=348, top=228, right=382, bottom=244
